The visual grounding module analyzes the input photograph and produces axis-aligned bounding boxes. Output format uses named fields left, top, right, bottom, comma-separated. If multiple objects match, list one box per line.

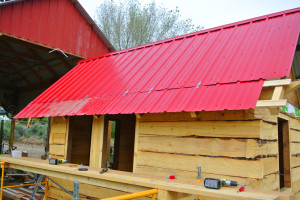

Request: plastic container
left=11, top=150, right=22, bottom=157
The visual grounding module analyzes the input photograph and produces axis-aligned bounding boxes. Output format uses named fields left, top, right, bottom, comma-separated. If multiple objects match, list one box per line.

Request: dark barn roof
left=16, top=7, right=300, bottom=118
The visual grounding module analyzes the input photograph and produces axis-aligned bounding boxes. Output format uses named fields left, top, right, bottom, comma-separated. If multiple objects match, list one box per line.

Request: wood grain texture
left=139, top=120, right=277, bottom=139
left=89, top=115, right=105, bottom=168
left=135, top=151, right=278, bottom=179
left=138, top=136, right=277, bottom=159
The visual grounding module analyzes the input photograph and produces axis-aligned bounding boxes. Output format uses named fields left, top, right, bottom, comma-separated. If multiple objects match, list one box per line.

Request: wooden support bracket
left=284, top=80, right=300, bottom=97
left=135, top=114, right=143, bottom=119
left=256, top=99, right=287, bottom=108
left=263, top=79, right=291, bottom=87
left=190, top=112, right=197, bottom=118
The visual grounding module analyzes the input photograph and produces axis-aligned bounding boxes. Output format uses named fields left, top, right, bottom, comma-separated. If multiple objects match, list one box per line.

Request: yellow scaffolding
left=101, top=189, right=158, bottom=200
left=0, top=162, right=48, bottom=200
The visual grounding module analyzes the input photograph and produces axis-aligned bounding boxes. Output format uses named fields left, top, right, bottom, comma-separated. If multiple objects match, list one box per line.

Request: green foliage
left=95, top=0, right=203, bottom=50
left=2, top=120, right=48, bottom=141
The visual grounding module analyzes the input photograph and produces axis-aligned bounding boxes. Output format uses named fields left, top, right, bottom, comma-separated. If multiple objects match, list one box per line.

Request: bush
left=1, top=120, right=48, bottom=142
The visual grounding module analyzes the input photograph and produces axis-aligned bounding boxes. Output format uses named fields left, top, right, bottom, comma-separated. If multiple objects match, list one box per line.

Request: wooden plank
left=284, top=80, right=300, bottom=97
left=141, top=111, right=251, bottom=122
left=133, top=118, right=140, bottom=173
left=50, top=133, right=66, bottom=145
left=291, top=156, right=300, bottom=168
left=135, top=151, right=278, bottom=179
left=49, top=144, right=65, bottom=156
left=134, top=165, right=280, bottom=191
left=290, top=118, right=300, bottom=131
left=48, top=177, right=140, bottom=200
left=138, top=136, right=277, bottom=159
left=0, top=156, right=286, bottom=200
left=89, top=115, right=105, bottom=168
left=263, top=79, right=291, bottom=87
left=256, top=100, right=287, bottom=108
left=272, top=86, right=284, bottom=100
left=139, top=120, right=277, bottom=139
left=290, top=143, right=300, bottom=155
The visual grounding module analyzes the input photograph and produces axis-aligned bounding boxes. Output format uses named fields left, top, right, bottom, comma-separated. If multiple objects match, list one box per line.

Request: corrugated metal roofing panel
left=15, top=7, right=300, bottom=118
left=15, top=80, right=264, bottom=118
left=0, top=0, right=112, bottom=58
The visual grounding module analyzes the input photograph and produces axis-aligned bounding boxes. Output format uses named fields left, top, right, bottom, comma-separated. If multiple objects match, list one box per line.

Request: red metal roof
left=0, top=0, right=114, bottom=58
left=15, top=7, right=300, bottom=118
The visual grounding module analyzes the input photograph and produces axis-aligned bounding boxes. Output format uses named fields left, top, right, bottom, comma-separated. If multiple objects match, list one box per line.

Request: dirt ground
left=3, top=141, right=45, bottom=159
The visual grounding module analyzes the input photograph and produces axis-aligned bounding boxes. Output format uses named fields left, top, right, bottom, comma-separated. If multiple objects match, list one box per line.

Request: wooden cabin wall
left=133, top=111, right=280, bottom=192
left=47, top=116, right=143, bottom=200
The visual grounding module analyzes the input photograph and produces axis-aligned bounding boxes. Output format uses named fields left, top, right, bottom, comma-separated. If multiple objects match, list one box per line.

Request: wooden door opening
left=278, top=118, right=291, bottom=188
left=68, top=116, right=93, bottom=165
left=102, top=114, right=136, bottom=172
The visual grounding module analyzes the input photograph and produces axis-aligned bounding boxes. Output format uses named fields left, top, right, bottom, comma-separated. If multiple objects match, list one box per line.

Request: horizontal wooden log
left=139, top=120, right=277, bottom=139
left=290, top=129, right=300, bottom=142
left=134, top=165, right=279, bottom=191
left=138, top=136, right=277, bottom=159
left=290, top=118, right=300, bottom=131
left=50, top=133, right=66, bottom=145
left=49, top=144, right=65, bottom=156
left=291, top=157, right=300, bottom=168
left=136, top=151, right=278, bottom=179
left=140, top=111, right=254, bottom=122
left=290, top=143, right=300, bottom=155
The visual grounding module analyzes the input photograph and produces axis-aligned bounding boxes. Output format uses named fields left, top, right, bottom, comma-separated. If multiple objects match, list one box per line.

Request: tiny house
left=14, top=7, right=300, bottom=199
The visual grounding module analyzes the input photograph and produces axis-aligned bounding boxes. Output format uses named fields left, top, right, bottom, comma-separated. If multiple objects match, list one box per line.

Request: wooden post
left=9, top=119, right=15, bottom=151
left=0, top=120, right=3, bottom=153
left=133, top=117, right=140, bottom=173
left=89, top=115, right=105, bottom=168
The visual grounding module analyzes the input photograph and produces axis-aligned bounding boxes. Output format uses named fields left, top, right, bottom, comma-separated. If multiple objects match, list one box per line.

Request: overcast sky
left=78, top=0, right=300, bottom=29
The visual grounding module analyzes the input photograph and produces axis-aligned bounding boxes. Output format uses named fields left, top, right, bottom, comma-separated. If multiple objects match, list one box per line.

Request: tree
left=95, top=0, right=202, bottom=50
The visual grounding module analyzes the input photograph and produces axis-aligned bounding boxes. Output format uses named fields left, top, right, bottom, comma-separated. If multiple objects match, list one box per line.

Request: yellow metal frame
left=101, top=189, right=158, bottom=200
left=0, top=162, right=48, bottom=200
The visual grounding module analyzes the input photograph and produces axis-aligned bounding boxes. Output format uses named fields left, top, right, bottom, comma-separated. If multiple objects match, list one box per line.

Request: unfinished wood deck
left=0, top=155, right=294, bottom=200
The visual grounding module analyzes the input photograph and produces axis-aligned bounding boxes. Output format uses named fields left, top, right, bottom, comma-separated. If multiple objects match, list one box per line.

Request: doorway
left=102, top=114, right=136, bottom=172
left=68, top=116, right=93, bottom=165
left=278, top=118, right=291, bottom=188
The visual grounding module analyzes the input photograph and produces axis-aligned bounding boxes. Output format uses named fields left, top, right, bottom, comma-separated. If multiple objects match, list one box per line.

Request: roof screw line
left=196, top=81, right=202, bottom=88
left=123, top=90, right=128, bottom=96
left=149, top=87, right=154, bottom=93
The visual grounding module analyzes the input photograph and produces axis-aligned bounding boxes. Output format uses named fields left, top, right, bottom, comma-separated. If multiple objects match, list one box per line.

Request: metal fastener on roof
left=123, top=91, right=128, bottom=96
left=149, top=87, right=154, bottom=93
left=196, top=81, right=202, bottom=88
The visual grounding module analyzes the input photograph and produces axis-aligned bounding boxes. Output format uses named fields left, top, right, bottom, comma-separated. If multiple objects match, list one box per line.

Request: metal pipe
left=72, top=181, right=80, bottom=200
left=46, top=176, right=73, bottom=196
left=3, top=181, right=47, bottom=189
left=152, top=194, right=156, bottom=200
left=0, top=163, right=4, bottom=199
left=101, top=189, right=158, bottom=200
left=44, top=177, right=48, bottom=200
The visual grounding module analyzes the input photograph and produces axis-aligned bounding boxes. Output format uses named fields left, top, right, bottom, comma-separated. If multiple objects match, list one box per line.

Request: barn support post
left=9, top=119, right=15, bottom=152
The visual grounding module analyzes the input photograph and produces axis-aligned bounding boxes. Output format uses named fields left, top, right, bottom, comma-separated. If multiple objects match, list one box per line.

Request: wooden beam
left=263, top=79, right=291, bottom=87
left=90, top=115, right=105, bottom=168
left=256, top=100, right=287, bottom=108
left=0, top=156, right=292, bottom=200
left=135, top=114, right=143, bottom=119
left=272, top=86, right=284, bottom=100
left=190, top=112, right=197, bottom=118
left=284, top=80, right=300, bottom=97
